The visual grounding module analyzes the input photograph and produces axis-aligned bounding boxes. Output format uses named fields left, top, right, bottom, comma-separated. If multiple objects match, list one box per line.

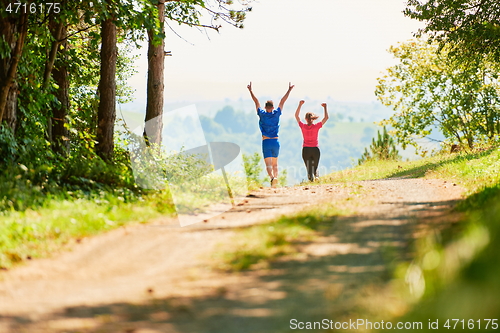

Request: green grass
left=322, top=148, right=500, bottom=199
left=0, top=190, right=176, bottom=269
left=0, top=170, right=251, bottom=270
left=320, top=156, right=442, bottom=183
left=424, top=148, right=500, bottom=209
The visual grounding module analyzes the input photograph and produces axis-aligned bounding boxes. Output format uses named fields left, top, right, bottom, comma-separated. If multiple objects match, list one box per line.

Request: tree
left=375, top=39, right=500, bottom=152
left=405, top=0, right=500, bottom=62
left=45, top=4, right=77, bottom=155
left=144, top=0, right=165, bottom=146
left=49, top=21, right=70, bottom=155
left=0, top=5, right=28, bottom=129
left=358, top=126, right=400, bottom=165
left=96, top=14, right=118, bottom=160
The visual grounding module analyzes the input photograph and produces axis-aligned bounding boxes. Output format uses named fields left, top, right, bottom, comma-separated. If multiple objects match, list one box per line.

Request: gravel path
left=0, top=178, right=463, bottom=333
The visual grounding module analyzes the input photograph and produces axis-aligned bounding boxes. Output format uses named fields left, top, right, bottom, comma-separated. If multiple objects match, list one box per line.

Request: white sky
left=125, top=0, right=423, bottom=106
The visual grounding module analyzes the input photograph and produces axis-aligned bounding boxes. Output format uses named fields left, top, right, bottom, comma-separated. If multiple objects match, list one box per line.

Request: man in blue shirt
left=247, top=82, right=294, bottom=187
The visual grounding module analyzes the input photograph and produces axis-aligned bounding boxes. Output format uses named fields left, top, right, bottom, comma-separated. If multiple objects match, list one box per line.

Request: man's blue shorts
left=262, top=138, right=280, bottom=158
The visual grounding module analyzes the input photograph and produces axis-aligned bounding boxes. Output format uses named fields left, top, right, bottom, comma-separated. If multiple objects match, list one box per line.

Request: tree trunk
left=40, top=17, right=70, bottom=155
left=0, top=11, right=28, bottom=128
left=96, top=18, right=117, bottom=161
left=51, top=64, right=70, bottom=156
left=143, top=0, right=165, bottom=146
left=44, top=21, right=64, bottom=90
left=51, top=24, right=70, bottom=156
left=3, top=82, right=17, bottom=130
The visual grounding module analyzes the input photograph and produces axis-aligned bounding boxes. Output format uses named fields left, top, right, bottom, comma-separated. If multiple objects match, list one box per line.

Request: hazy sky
left=124, top=0, right=423, bottom=107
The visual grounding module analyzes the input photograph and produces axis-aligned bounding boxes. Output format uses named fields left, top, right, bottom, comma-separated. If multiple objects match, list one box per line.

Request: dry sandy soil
left=0, top=178, right=464, bottom=333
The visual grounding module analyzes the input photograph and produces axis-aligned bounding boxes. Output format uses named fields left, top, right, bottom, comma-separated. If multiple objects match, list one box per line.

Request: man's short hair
left=265, top=100, right=274, bottom=108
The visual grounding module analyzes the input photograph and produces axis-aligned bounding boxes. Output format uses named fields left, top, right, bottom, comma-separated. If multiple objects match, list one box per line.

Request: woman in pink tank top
left=294, top=100, right=329, bottom=182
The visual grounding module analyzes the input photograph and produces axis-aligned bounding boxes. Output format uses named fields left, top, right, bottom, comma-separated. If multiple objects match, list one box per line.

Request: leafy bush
left=243, top=152, right=264, bottom=188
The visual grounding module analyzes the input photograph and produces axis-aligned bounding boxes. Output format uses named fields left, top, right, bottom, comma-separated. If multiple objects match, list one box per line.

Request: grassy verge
left=319, top=154, right=452, bottom=182
left=323, top=148, right=500, bottom=198
left=0, top=190, right=176, bottom=270
left=0, top=153, right=178, bottom=270
left=0, top=172, right=251, bottom=270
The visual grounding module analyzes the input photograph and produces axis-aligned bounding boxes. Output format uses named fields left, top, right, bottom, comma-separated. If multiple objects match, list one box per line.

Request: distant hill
left=121, top=97, right=394, bottom=122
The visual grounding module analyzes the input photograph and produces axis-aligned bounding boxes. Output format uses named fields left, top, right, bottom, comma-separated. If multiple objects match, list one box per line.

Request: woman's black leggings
left=302, top=147, right=320, bottom=181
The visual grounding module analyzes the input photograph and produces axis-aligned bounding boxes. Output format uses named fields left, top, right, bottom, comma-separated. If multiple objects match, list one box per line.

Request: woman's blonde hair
left=305, top=112, right=319, bottom=124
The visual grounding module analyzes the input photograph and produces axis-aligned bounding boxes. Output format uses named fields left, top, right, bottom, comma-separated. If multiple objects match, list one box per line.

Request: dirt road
left=0, top=178, right=463, bottom=333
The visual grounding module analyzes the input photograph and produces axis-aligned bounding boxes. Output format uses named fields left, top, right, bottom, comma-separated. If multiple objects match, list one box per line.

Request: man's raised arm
left=247, top=82, right=260, bottom=112
left=278, top=82, right=294, bottom=110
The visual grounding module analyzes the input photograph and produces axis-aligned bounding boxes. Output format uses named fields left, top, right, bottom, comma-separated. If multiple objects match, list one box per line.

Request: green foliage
left=121, top=131, right=213, bottom=187
left=1, top=0, right=255, bottom=165
left=376, top=39, right=500, bottom=153
left=0, top=125, right=18, bottom=164
left=358, top=126, right=400, bottom=165
left=405, top=0, right=500, bottom=62
left=243, top=152, right=264, bottom=188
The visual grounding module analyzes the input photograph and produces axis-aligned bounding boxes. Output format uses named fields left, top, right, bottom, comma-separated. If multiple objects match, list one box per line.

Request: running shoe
left=271, top=178, right=279, bottom=188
